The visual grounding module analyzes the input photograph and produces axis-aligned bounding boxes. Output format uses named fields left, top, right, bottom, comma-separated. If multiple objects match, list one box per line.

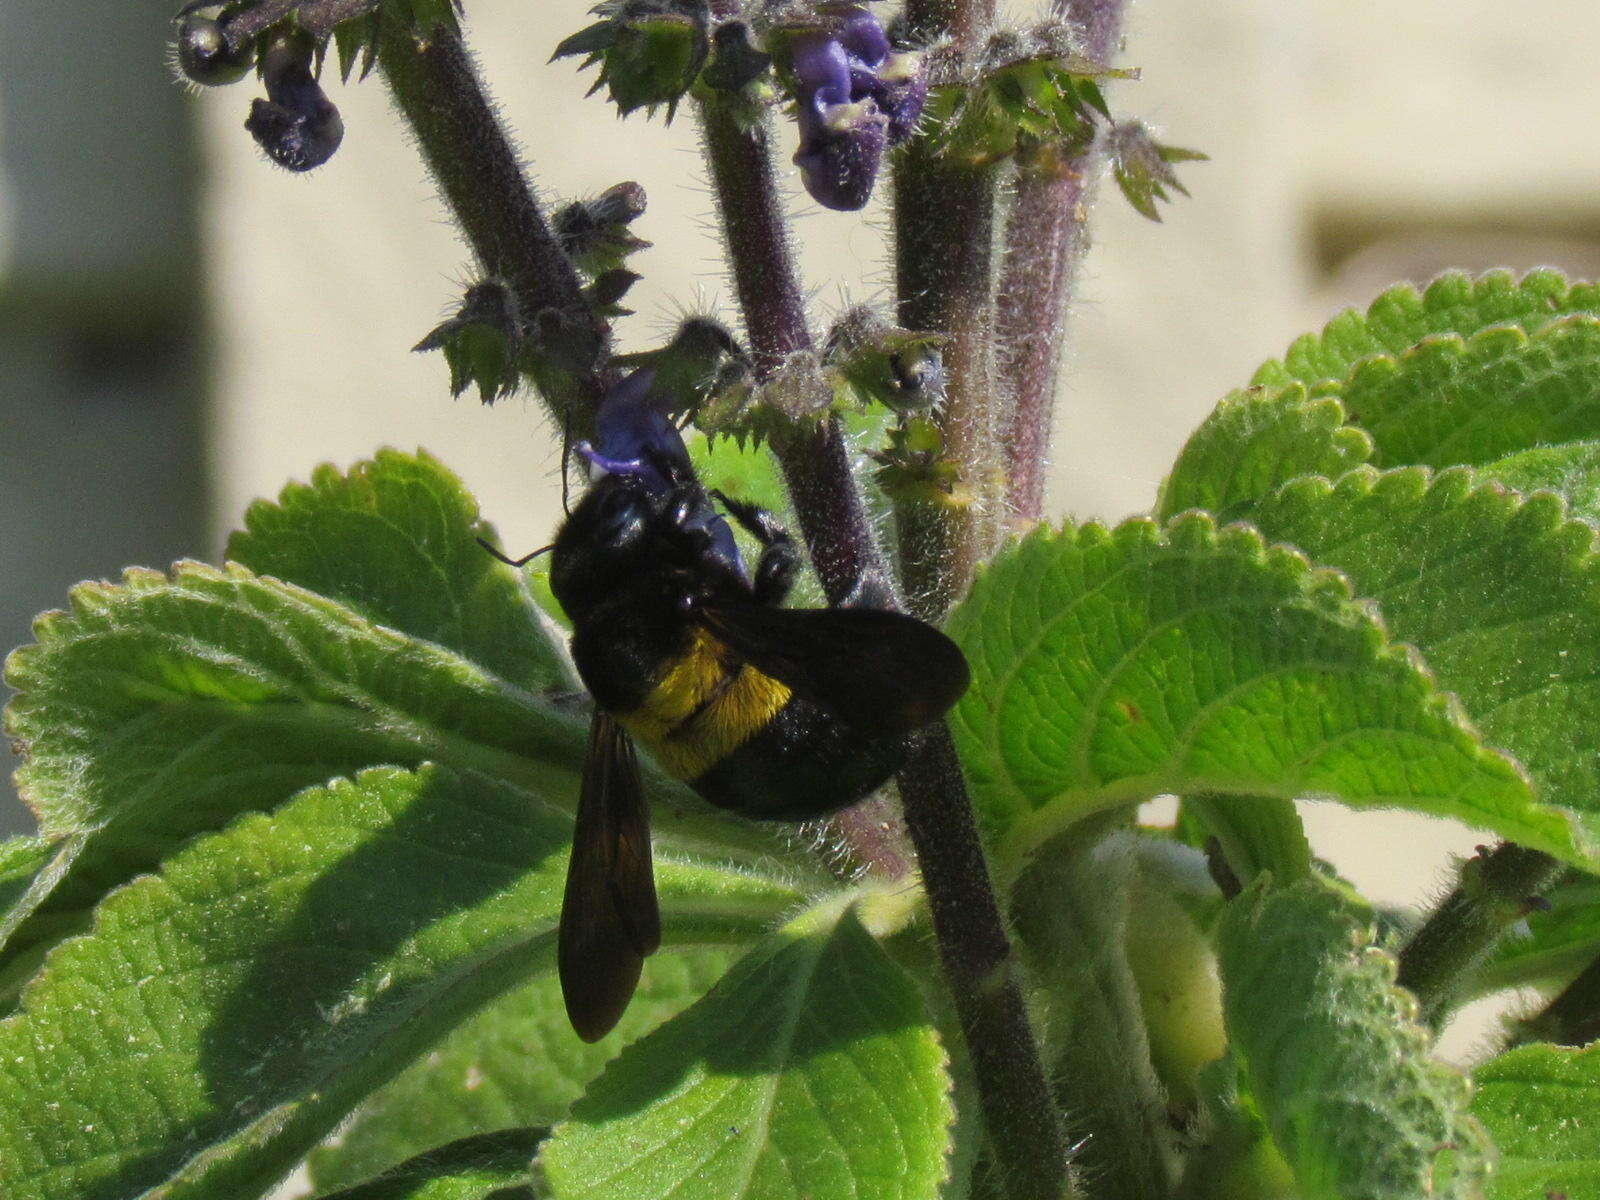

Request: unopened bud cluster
left=174, top=3, right=346, bottom=172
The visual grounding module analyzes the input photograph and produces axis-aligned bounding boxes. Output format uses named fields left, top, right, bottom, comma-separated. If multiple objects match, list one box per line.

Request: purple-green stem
left=892, top=0, right=1003, bottom=621
left=376, top=20, right=611, bottom=422
left=996, top=0, right=1129, bottom=523
left=1396, top=842, right=1562, bottom=1027
left=696, top=20, right=1073, bottom=1199
left=375, top=6, right=1073, bottom=1196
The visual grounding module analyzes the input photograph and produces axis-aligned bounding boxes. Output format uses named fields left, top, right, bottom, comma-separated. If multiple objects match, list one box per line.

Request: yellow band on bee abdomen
left=616, top=627, right=792, bottom=780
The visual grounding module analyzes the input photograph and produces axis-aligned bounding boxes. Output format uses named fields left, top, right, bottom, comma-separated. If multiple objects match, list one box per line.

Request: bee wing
left=697, top=602, right=970, bottom=735
left=559, top=710, right=661, bottom=1043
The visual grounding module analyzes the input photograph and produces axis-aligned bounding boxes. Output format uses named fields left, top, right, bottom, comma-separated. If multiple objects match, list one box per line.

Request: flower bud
left=245, top=32, right=344, bottom=172
left=175, top=12, right=253, bottom=87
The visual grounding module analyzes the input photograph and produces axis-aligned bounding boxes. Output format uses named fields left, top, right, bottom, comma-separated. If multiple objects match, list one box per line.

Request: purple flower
left=789, top=7, right=926, bottom=211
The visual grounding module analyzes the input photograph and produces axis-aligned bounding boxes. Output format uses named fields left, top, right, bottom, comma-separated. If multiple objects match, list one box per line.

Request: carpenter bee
left=514, top=370, right=969, bottom=1040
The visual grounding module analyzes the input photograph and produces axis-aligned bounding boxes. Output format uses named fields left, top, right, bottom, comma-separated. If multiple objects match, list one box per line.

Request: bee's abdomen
left=689, top=698, right=909, bottom=821
left=615, top=628, right=792, bottom=782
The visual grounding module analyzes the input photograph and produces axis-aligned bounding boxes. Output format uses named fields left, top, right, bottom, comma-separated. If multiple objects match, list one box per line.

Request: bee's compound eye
left=176, top=14, right=253, bottom=87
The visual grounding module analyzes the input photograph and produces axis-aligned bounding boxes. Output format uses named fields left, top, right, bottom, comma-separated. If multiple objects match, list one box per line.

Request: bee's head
left=549, top=473, right=666, bottom=620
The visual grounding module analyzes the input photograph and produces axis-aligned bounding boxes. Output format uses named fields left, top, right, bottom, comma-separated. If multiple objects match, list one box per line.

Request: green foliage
left=0, top=762, right=793, bottom=1200
left=1251, top=268, right=1600, bottom=390
left=1465, top=872, right=1600, bottom=1000
left=1107, top=122, right=1207, bottom=222
left=414, top=283, right=528, bottom=405
left=552, top=3, right=710, bottom=121
left=1157, top=385, right=1372, bottom=520
left=317, top=1129, right=544, bottom=1200
left=227, top=448, right=565, bottom=689
left=311, top=949, right=738, bottom=1191
left=1336, top=316, right=1600, bottom=470
left=1248, top=468, right=1600, bottom=862
left=1482, top=439, right=1600, bottom=521
left=540, top=903, right=953, bottom=1200
left=942, top=513, right=1551, bottom=871
left=16, top=188, right=1600, bottom=1200
left=1472, top=1040, right=1600, bottom=1199
left=1218, top=877, right=1491, bottom=1199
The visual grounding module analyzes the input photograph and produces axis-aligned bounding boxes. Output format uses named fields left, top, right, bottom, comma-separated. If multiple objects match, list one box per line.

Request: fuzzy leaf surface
left=1249, top=467, right=1600, bottom=864
left=1219, top=877, right=1490, bottom=1199
left=1157, top=385, right=1372, bottom=521
left=1335, top=316, right=1600, bottom=471
left=1472, top=1040, right=1600, bottom=1199
left=1, top=561, right=586, bottom=958
left=1253, top=269, right=1600, bottom=390
left=1482, top=439, right=1600, bottom=522
left=943, top=515, right=1541, bottom=867
left=540, top=907, right=953, bottom=1200
left=310, top=949, right=737, bottom=1192
left=226, top=450, right=565, bottom=690
left=0, top=765, right=798, bottom=1200
left=0, top=836, right=59, bottom=927
left=317, top=1129, right=543, bottom=1200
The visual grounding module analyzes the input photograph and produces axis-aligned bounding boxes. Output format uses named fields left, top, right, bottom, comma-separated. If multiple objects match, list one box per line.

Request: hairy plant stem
left=1520, top=950, right=1600, bottom=1047
left=1013, top=822, right=1178, bottom=1200
left=1396, top=842, right=1562, bottom=1027
left=696, top=101, right=896, bottom=611
left=901, top=729, right=1082, bottom=1200
left=894, top=154, right=1002, bottom=619
left=696, top=98, right=911, bottom=880
left=892, top=0, right=1003, bottom=621
left=698, top=90, right=1073, bottom=1200
left=376, top=20, right=610, bottom=424
left=219, top=0, right=378, bottom=44
left=995, top=0, right=1129, bottom=523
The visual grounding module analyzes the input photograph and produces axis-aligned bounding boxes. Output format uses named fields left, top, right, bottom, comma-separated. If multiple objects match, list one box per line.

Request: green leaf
left=1252, top=268, right=1600, bottom=390
left=0, top=765, right=798, bottom=1200
left=226, top=449, right=565, bottom=691
left=1336, top=316, right=1600, bottom=471
left=1248, top=466, right=1600, bottom=866
left=0, top=835, right=60, bottom=927
left=310, top=948, right=737, bottom=1192
left=1481, top=439, right=1600, bottom=522
left=1157, top=384, right=1373, bottom=521
left=1, top=561, right=583, bottom=956
left=1472, top=1040, right=1600, bottom=1199
left=0, top=833, right=81, bottom=1002
left=540, top=904, right=953, bottom=1200
left=2, top=560, right=803, bottom=980
left=1183, top=792, right=1313, bottom=886
left=1219, top=877, right=1491, bottom=1199
left=944, top=515, right=1542, bottom=870
left=1464, top=872, right=1600, bottom=1000
left=318, top=1129, right=544, bottom=1200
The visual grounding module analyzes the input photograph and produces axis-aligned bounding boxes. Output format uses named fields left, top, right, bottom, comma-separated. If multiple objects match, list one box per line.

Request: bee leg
left=711, top=490, right=797, bottom=606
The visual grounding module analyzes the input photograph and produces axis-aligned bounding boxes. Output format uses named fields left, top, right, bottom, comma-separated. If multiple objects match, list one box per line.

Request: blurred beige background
left=4, top=0, right=1599, bottom=1055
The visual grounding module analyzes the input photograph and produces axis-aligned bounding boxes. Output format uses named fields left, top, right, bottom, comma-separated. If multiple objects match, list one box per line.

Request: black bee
left=519, top=371, right=969, bottom=1040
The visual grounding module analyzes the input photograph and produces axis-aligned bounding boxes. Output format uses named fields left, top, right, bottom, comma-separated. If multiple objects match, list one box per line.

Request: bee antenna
left=476, top=537, right=553, bottom=568
left=560, top=405, right=574, bottom=517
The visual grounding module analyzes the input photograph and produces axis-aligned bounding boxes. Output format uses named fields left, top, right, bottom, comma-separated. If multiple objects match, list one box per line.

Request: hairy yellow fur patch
left=617, top=627, right=791, bottom=780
